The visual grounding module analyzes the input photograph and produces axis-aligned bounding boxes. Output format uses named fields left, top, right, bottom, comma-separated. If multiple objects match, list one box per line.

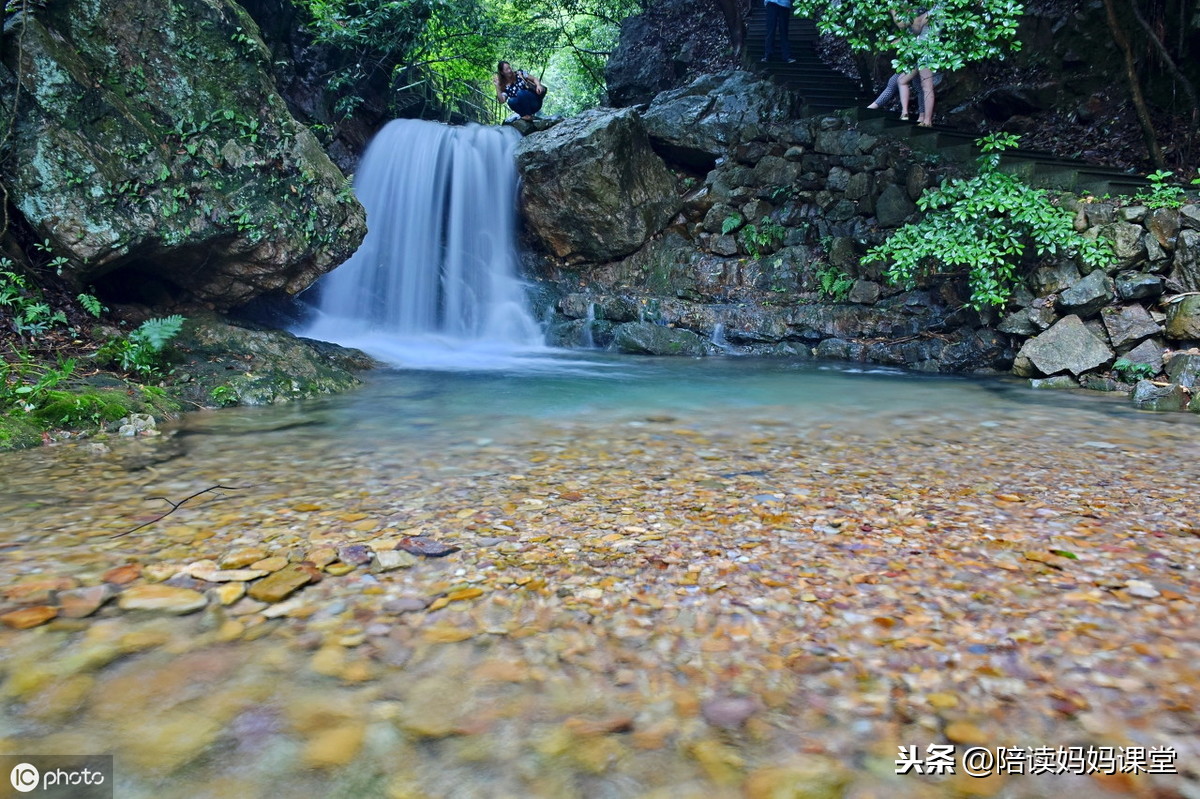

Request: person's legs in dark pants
left=507, top=89, right=543, bottom=119
left=763, top=3, right=792, bottom=62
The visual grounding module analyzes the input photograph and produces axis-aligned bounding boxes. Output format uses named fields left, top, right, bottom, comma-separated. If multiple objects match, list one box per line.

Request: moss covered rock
left=169, top=313, right=375, bottom=407
left=0, top=0, right=365, bottom=309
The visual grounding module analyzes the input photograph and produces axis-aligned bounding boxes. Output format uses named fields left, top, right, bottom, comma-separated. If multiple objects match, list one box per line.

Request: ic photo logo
left=10, top=762, right=39, bottom=793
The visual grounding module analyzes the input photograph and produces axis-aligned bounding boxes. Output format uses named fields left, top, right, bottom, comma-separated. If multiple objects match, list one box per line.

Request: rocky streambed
left=0, top=362, right=1195, bottom=798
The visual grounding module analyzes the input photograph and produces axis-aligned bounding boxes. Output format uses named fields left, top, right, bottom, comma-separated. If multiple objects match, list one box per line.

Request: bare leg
left=917, top=68, right=935, bottom=126
left=897, top=71, right=915, bottom=119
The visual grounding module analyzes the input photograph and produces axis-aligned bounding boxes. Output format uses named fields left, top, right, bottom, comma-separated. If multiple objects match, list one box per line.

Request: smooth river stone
left=247, top=564, right=313, bottom=603
left=58, top=585, right=114, bottom=618
left=117, top=585, right=208, bottom=614
left=1, top=605, right=58, bottom=629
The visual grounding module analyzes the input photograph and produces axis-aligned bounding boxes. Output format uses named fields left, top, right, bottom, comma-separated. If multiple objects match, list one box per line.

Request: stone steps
left=744, top=9, right=1147, bottom=197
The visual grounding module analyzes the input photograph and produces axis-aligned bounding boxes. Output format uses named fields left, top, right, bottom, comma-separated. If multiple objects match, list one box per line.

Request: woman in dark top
left=494, top=61, right=546, bottom=120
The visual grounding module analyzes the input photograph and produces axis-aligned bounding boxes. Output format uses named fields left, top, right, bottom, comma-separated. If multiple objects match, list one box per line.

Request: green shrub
left=97, top=315, right=185, bottom=378
left=867, top=134, right=1114, bottom=309
left=1134, top=170, right=1186, bottom=210
left=816, top=265, right=855, bottom=302
left=0, top=264, right=68, bottom=337
left=1111, top=357, right=1157, bottom=383
left=739, top=219, right=786, bottom=259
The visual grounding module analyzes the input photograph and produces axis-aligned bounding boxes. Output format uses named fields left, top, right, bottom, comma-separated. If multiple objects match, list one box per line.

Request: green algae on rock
left=0, top=0, right=365, bottom=310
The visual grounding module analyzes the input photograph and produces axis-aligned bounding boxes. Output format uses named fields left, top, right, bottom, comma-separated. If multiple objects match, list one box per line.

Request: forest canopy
left=290, top=0, right=646, bottom=120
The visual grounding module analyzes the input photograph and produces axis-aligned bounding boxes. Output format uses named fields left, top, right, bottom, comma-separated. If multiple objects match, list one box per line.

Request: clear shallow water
left=183, top=354, right=1166, bottom=445
left=1, top=355, right=1197, bottom=799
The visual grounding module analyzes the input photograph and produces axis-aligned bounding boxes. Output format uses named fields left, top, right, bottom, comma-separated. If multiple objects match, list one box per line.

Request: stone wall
left=530, top=96, right=1013, bottom=374
left=1006, top=202, right=1200, bottom=412
left=520, top=74, right=1200, bottom=413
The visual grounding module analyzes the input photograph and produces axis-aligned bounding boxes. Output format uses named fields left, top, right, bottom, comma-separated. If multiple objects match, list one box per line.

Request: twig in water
left=112, top=484, right=249, bottom=538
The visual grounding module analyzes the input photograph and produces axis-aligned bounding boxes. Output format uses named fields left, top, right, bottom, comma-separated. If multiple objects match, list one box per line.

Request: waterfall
left=581, top=302, right=596, bottom=349
left=300, top=119, right=544, bottom=369
left=710, top=320, right=741, bottom=354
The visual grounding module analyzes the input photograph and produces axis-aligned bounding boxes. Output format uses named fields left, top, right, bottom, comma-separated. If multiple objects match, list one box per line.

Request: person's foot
left=899, top=113, right=910, bottom=121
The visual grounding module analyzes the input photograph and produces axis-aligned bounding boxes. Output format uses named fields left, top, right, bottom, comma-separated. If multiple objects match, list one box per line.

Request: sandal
left=899, top=113, right=910, bottom=121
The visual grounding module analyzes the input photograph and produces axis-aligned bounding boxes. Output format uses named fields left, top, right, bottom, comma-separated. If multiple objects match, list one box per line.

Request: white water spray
left=300, top=119, right=545, bottom=369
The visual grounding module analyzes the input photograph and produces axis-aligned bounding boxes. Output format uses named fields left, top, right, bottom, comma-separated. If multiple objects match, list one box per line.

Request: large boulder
left=1168, top=229, right=1200, bottom=291
left=604, top=0, right=736, bottom=108
left=0, top=0, right=365, bottom=310
left=1057, top=270, right=1114, bottom=317
left=612, top=321, right=708, bottom=356
left=640, top=72, right=801, bottom=170
left=1013, top=314, right=1114, bottom=377
left=1100, top=304, right=1160, bottom=351
left=170, top=313, right=373, bottom=407
left=515, top=108, right=681, bottom=264
left=1165, top=295, right=1200, bottom=340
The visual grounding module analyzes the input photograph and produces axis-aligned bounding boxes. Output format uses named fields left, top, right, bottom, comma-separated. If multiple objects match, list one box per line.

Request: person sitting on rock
left=495, top=61, right=546, bottom=121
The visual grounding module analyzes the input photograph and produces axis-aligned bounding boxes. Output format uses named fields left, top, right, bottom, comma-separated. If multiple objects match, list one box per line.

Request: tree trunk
left=715, top=0, right=745, bottom=59
left=1127, top=0, right=1197, bottom=167
left=1102, top=0, right=1166, bottom=169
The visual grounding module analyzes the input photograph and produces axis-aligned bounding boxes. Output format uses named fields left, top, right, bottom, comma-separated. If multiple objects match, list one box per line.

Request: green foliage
left=816, top=265, right=855, bottom=302
left=721, top=213, right=744, bottom=235
left=97, top=315, right=185, bottom=378
left=1111, top=358, right=1157, bottom=383
left=77, top=293, right=104, bottom=318
left=790, top=0, right=1024, bottom=73
left=1135, top=170, right=1186, bottom=209
left=0, top=263, right=68, bottom=337
left=739, top=219, right=786, bottom=259
left=290, top=0, right=642, bottom=120
left=209, top=385, right=237, bottom=407
left=1, top=354, right=74, bottom=409
left=868, top=134, right=1114, bottom=309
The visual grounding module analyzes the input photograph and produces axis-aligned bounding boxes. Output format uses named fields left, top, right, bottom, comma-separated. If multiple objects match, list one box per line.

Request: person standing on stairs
left=868, top=71, right=940, bottom=118
left=891, top=7, right=936, bottom=127
left=761, top=0, right=797, bottom=64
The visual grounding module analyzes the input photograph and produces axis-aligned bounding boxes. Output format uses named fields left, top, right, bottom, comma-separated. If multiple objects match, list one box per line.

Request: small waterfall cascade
left=710, top=319, right=741, bottom=354
left=300, top=119, right=544, bottom=369
left=581, top=302, right=597, bottom=349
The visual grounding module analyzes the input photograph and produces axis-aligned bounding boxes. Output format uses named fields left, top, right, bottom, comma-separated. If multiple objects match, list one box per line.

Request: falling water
left=300, top=119, right=545, bottom=369
left=710, top=321, right=740, bottom=354
left=581, top=302, right=597, bottom=349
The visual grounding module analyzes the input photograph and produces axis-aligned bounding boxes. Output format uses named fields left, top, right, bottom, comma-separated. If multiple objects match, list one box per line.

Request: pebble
left=219, top=547, right=268, bottom=569
left=209, top=583, right=246, bottom=606
left=102, top=564, right=142, bottom=585
left=375, top=550, right=418, bottom=571
left=116, top=585, right=208, bottom=614
left=302, top=722, right=365, bottom=768
left=0, top=605, right=58, bottom=629
left=250, top=556, right=289, bottom=573
left=57, top=585, right=114, bottom=619
left=336, top=544, right=372, bottom=566
left=1125, top=580, right=1161, bottom=599
left=247, top=564, right=313, bottom=603
left=701, top=695, right=759, bottom=729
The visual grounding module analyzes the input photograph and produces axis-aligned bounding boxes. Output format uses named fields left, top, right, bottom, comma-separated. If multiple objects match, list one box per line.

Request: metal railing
left=392, top=68, right=505, bottom=126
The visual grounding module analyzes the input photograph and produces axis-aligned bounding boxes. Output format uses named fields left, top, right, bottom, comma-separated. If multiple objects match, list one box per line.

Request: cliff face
left=0, top=0, right=365, bottom=310
left=604, top=0, right=738, bottom=108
